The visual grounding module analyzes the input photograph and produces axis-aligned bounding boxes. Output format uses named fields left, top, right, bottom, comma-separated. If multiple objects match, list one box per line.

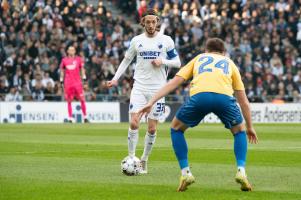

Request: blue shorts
left=176, top=92, right=243, bottom=129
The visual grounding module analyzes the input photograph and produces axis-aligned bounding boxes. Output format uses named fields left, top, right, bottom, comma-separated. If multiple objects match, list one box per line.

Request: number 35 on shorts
left=155, top=102, right=165, bottom=114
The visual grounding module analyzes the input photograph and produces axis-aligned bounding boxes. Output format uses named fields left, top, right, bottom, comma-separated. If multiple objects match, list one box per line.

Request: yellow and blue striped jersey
left=176, top=53, right=245, bottom=97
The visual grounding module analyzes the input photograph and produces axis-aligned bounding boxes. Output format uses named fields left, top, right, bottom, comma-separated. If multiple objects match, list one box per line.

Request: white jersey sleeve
left=124, top=38, right=137, bottom=60
left=112, top=37, right=137, bottom=81
left=166, top=36, right=177, bottom=57
left=162, top=36, right=181, bottom=68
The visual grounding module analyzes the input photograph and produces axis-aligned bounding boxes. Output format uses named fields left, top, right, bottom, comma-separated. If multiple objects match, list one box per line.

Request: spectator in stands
left=32, top=81, right=44, bottom=101
left=44, top=81, right=55, bottom=101
left=42, top=72, right=55, bottom=88
left=137, top=0, right=147, bottom=20
left=1, top=0, right=301, bottom=103
left=0, top=79, right=9, bottom=100
left=5, top=86, right=22, bottom=101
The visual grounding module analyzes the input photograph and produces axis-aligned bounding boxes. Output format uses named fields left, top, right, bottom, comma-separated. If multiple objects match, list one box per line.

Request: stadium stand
left=1, top=0, right=301, bottom=103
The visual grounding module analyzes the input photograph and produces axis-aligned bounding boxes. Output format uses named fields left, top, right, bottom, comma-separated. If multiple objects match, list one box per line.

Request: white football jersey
left=125, top=33, right=179, bottom=91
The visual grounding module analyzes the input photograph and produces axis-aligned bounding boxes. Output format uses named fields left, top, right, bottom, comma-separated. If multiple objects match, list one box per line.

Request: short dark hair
left=66, top=43, right=75, bottom=53
left=205, top=38, right=226, bottom=53
left=142, top=9, right=159, bottom=18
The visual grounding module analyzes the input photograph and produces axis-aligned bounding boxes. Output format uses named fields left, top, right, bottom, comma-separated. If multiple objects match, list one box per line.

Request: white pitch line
left=0, top=148, right=144, bottom=155
left=1, top=147, right=301, bottom=155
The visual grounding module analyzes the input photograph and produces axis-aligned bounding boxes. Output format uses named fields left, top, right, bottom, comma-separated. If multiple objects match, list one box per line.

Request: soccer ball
left=121, top=156, right=141, bottom=176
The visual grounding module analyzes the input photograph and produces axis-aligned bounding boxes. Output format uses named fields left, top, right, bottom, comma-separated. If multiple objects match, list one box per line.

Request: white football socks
left=128, top=128, right=139, bottom=157
left=141, top=132, right=157, bottom=161
left=238, top=166, right=246, bottom=176
left=181, top=167, right=193, bottom=176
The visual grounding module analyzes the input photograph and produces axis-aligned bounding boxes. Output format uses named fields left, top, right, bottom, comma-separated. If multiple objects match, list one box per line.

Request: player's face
left=67, top=47, right=76, bottom=57
left=144, top=15, right=158, bottom=36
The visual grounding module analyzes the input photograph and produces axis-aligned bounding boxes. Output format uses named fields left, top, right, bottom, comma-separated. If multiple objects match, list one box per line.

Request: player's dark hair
left=142, top=8, right=159, bottom=18
left=65, top=43, right=76, bottom=54
left=140, top=9, right=160, bottom=28
left=205, top=38, right=226, bottom=54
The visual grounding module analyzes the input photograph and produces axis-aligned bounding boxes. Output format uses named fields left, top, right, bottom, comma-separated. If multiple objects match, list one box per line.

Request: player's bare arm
left=81, top=67, right=87, bottom=83
left=138, top=76, right=185, bottom=117
left=60, top=68, right=64, bottom=87
left=234, top=90, right=258, bottom=144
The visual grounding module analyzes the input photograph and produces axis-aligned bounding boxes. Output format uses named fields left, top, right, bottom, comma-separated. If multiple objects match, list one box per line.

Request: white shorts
left=129, top=88, right=165, bottom=121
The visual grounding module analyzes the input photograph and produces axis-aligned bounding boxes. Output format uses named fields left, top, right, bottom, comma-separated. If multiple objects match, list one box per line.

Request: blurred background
left=1, top=0, right=301, bottom=104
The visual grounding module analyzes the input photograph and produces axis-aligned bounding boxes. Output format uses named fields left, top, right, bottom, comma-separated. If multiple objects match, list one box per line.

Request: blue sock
left=234, top=131, right=247, bottom=167
left=170, top=128, right=188, bottom=169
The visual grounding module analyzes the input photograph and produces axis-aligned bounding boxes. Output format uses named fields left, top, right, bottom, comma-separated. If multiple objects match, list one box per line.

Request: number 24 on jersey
left=198, top=56, right=229, bottom=75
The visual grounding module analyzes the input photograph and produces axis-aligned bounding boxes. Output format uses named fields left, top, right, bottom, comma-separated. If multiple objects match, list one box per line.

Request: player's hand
left=246, top=127, right=258, bottom=144
left=137, top=102, right=153, bottom=119
left=60, top=81, right=64, bottom=88
left=151, top=58, right=163, bottom=68
left=107, top=80, right=118, bottom=88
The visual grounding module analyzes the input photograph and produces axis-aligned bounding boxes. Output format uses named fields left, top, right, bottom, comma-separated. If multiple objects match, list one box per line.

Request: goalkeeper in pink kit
left=60, top=45, right=89, bottom=123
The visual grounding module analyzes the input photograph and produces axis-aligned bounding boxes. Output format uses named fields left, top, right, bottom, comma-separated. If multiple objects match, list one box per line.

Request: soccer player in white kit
left=107, top=9, right=181, bottom=174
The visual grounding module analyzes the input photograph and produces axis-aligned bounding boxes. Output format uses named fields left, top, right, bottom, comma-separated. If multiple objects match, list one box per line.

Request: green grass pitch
left=0, top=123, right=301, bottom=200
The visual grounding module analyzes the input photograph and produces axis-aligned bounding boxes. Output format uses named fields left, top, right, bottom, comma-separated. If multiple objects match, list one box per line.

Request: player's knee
left=147, top=127, right=157, bottom=134
left=130, top=119, right=139, bottom=130
left=79, top=95, right=85, bottom=102
left=65, top=95, right=73, bottom=102
left=171, top=124, right=183, bottom=132
left=130, top=123, right=139, bottom=130
left=231, top=123, right=245, bottom=134
left=171, top=117, right=187, bottom=132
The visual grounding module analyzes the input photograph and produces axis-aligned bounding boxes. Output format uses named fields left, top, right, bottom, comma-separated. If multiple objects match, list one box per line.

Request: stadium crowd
left=1, top=0, right=301, bottom=103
